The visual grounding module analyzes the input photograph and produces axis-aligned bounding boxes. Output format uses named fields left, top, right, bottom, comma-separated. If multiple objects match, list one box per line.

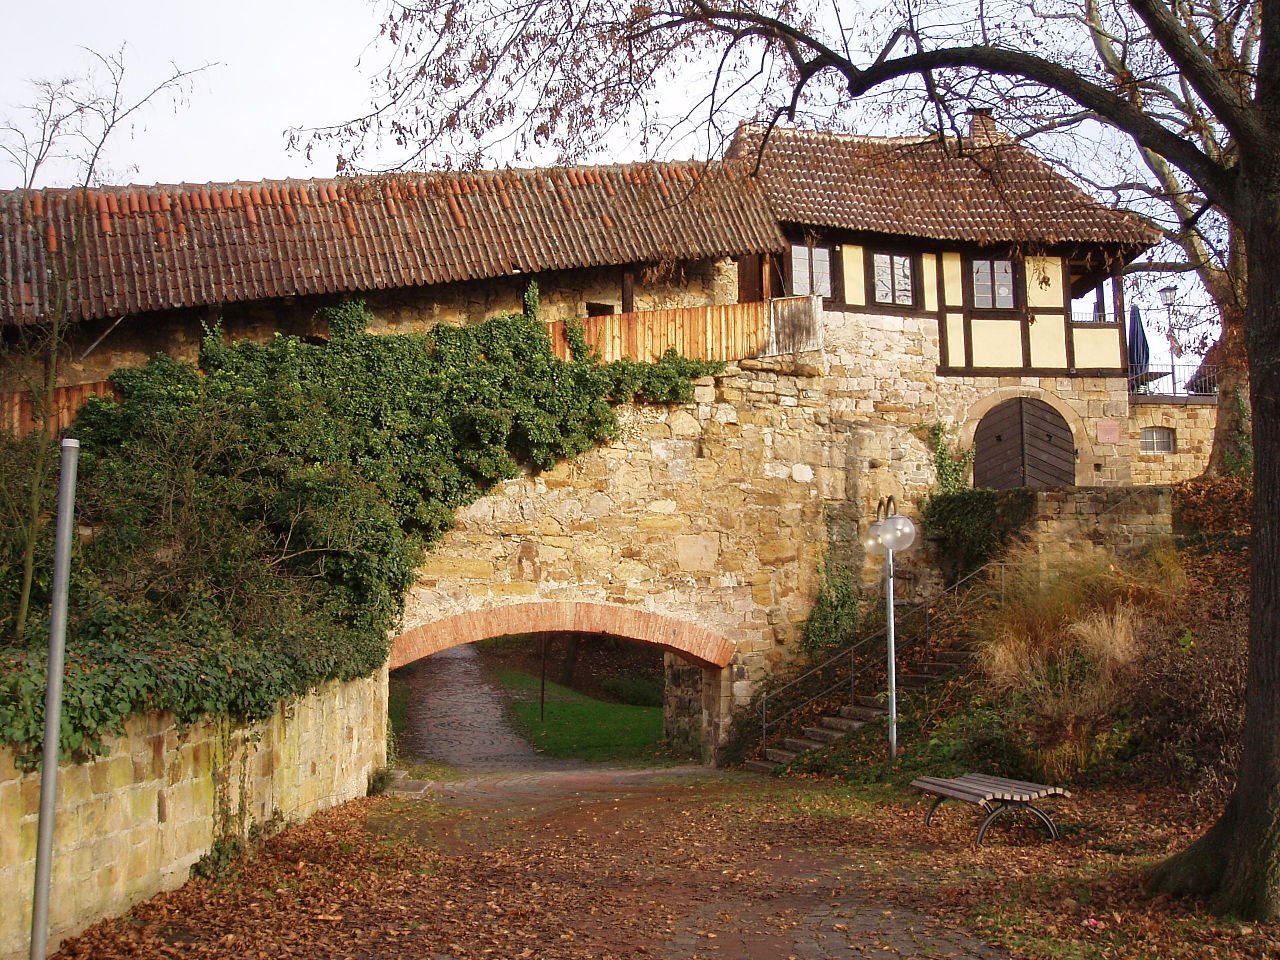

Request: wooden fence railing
left=544, top=300, right=772, bottom=363
left=2, top=298, right=823, bottom=435
left=1, top=379, right=116, bottom=435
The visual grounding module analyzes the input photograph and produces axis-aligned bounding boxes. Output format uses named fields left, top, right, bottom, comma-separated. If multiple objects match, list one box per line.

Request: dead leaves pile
left=54, top=777, right=1278, bottom=959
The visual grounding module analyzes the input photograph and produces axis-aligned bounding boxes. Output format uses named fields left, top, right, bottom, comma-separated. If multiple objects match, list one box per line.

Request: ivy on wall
left=927, top=422, right=975, bottom=495
left=922, top=488, right=1036, bottom=581
left=0, top=302, right=722, bottom=766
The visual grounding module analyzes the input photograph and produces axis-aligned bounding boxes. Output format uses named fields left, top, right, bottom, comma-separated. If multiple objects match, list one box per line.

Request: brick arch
left=390, top=601, right=735, bottom=670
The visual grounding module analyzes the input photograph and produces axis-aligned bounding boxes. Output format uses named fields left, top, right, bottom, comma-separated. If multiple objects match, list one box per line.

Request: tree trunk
left=1205, top=314, right=1252, bottom=477
left=1149, top=168, right=1280, bottom=918
left=557, top=632, right=581, bottom=687
left=12, top=342, right=59, bottom=641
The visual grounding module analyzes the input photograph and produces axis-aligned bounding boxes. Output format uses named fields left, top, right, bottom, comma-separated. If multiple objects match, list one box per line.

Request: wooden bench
left=910, top=773, right=1071, bottom=846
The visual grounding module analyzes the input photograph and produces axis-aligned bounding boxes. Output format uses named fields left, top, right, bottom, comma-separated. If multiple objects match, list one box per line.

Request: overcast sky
left=0, top=0, right=391, bottom=188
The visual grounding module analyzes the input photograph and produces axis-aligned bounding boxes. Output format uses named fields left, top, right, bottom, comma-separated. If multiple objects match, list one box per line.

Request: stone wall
left=390, top=302, right=1179, bottom=755
left=1128, top=398, right=1218, bottom=485
left=0, top=672, right=386, bottom=960
left=393, top=355, right=859, bottom=756
left=663, top=654, right=710, bottom=757
left=815, top=307, right=1134, bottom=591
left=1023, top=486, right=1173, bottom=556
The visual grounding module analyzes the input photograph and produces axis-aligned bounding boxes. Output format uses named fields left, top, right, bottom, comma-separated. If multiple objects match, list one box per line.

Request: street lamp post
left=862, top=496, right=917, bottom=759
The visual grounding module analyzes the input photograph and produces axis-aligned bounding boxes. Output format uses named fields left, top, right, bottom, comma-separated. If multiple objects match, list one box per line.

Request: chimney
left=967, top=108, right=998, bottom=145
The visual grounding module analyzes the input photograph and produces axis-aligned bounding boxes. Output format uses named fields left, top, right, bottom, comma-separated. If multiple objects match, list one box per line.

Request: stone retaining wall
left=1, top=671, right=387, bottom=960
left=1024, top=486, right=1173, bottom=556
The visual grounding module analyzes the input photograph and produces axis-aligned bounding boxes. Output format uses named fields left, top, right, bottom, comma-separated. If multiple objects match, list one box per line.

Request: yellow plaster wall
left=942, top=252, right=964, bottom=307
left=1072, top=327, right=1125, bottom=369
left=841, top=245, right=865, bottom=306
left=970, top=319, right=1024, bottom=367
left=921, top=254, right=938, bottom=312
left=1025, top=256, right=1065, bottom=309
left=1029, top=314, right=1069, bottom=368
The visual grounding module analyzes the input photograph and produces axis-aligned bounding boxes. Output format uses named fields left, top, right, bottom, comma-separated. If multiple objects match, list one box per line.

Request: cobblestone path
left=395, top=644, right=579, bottom=770
left=392, top=766, right=1010, bottom=960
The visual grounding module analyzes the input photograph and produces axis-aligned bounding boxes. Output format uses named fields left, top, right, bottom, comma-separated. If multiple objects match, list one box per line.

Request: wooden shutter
left=737, top=254, right=764, bottom=303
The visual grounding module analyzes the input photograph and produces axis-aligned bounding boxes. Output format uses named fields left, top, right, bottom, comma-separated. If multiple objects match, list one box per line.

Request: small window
left=789, top=242, right=833, bottom=298
left=972, top=258, right=1016, bottom=309
left=1140, top=426, right=1175, bottom=454
left=585, top=302, right=615, bottom=317
left=871, top=252, right=915, bottom=306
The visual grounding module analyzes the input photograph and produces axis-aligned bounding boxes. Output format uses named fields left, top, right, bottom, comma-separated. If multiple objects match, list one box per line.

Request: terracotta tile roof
left=0, top=162, right=785, bottom=326
left=727, top=124, right=1158, bottom=249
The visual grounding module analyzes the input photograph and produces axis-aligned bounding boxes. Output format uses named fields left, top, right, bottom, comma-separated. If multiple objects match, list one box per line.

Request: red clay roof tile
left=1, top=161, right=784, bottom=326
left=728, top=124, right=1157, bottom=248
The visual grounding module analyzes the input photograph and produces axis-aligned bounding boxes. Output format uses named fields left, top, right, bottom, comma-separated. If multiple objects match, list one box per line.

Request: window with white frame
left=1140, top=426, right=1176, bottom=453
left=971, top=257, right=1016, bottom=309
left=871, top=252, right=915, bottom=306
left=789, top=242, right=833, bottom=298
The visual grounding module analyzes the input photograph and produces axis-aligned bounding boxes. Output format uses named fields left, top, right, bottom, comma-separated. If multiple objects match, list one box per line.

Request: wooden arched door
left=973, top=398, right=1075, bottom=489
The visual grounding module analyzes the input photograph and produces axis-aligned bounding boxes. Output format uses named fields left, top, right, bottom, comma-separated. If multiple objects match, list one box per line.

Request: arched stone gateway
left=391, top=601, right=737, bottom=762
left=390, top=601, right=735, bottom=669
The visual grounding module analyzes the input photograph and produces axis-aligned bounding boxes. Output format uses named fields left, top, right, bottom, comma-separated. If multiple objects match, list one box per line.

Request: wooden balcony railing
left=543, top=295, right=821, bottom=364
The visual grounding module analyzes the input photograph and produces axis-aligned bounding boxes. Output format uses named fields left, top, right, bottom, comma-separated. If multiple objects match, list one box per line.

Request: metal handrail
left=759, top=559, right=1000, bottom=747
left=1128, top=363, right=1218, bottom=397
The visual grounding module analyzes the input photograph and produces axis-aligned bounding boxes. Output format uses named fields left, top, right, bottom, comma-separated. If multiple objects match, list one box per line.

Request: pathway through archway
left=396, top=645, right=581, bottom=771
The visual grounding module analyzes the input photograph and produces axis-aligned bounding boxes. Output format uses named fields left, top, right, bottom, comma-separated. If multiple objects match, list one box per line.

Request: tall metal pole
left=539, top=634, right=549, bottom=722
left=886, top=546, right=898, bottom=760
left=30, top=439, right=80, bottom=960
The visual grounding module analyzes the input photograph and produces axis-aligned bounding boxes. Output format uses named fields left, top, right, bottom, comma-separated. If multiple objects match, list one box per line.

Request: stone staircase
left=742, top=645, right=976, bottom=775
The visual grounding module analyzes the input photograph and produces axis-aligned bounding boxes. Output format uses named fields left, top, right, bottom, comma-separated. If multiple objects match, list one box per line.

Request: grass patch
left=600, top=674, right=663, bottom=706
left=388, top=673, right=411, bottom=747
left=492, top=667, right=666, bottom=764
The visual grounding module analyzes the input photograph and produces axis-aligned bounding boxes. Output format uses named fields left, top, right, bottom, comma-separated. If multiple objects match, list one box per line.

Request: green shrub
left=786, top=682, right=1031, bottom=784
left=927, top=422, right=974, bottom=495
left=600, top=675, right=664, bottom=707
left=971, top=547, right=1183, bottom=780
left=1127, top=544, right=1248, bottom=806
left=801, top=559, right=862, bottom=657
left=0, top=302, right=718, bottom=766
left=922, top=488, right=1035, bottom=580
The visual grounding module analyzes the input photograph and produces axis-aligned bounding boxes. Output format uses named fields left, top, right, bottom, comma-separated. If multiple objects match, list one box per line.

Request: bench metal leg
left=975, top=801, right=1060, bottom=847
left=924, top=796, right=946, bottom=827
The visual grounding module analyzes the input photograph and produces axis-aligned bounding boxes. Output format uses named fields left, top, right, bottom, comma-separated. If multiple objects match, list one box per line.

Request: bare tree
left=326, top=0, right=1280, bottom=917
left=308, top=1, right=1252, bottom=466
left=1029, top=0, right=1252, bottom=472
left=0, top=48, right=202, bottom=641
